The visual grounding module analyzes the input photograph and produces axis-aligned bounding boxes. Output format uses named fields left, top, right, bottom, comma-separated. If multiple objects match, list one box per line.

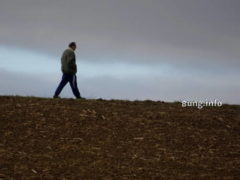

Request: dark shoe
left=76, top=97, right=86, bottom=100
left=53, top=95, right=60, bottom=99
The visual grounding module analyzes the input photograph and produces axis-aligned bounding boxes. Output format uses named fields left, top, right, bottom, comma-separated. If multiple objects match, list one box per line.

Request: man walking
left=53, top=42, right=82, bottom=99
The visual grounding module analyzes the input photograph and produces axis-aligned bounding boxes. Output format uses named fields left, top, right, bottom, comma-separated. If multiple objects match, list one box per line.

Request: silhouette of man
left=53, top=42, right=82, bottom=99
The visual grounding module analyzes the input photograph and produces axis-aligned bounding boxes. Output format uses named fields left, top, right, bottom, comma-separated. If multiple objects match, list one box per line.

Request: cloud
left=0, top=0, right=239, bottom=66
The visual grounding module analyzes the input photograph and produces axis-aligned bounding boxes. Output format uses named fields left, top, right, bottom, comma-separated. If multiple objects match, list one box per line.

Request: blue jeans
left=54, top=73, right=81, bottom=98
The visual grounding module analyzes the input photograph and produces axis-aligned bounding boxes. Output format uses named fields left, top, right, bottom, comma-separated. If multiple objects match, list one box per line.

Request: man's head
left=68, top=42, right=77, bottom=51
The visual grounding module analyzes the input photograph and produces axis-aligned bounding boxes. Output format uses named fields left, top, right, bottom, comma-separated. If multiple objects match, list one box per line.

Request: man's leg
left=69, top=74, right=81, bottom=98
left=54, top=74, right=69, bottom=97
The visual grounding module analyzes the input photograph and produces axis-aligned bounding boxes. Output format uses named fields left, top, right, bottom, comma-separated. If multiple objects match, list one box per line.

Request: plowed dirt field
left=0, top=96, right=239, bottom=179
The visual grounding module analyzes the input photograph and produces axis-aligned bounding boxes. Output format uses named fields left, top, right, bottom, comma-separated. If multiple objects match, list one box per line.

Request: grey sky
left=1, top=0, right=239, bottom=63
left=0, top=0, right=239, bottom=103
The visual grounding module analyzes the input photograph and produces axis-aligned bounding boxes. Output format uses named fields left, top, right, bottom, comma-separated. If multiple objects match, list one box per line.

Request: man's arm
left=67, top=51, right=77, bottom=73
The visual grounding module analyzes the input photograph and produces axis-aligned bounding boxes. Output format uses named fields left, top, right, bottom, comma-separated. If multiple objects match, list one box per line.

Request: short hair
left=68, top=42, right=76, bottom=48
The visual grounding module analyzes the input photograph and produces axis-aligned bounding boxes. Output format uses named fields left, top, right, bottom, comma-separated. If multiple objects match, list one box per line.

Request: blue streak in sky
left=0, top=46, right=174, bottom=78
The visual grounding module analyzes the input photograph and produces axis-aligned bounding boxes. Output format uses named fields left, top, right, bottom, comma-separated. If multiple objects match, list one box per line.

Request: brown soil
left=0, top=96, right=239, bottom=179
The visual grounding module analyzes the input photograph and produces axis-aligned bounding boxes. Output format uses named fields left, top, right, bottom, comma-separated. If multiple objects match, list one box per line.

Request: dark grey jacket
left=61, top=49, right=77, bottom=75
